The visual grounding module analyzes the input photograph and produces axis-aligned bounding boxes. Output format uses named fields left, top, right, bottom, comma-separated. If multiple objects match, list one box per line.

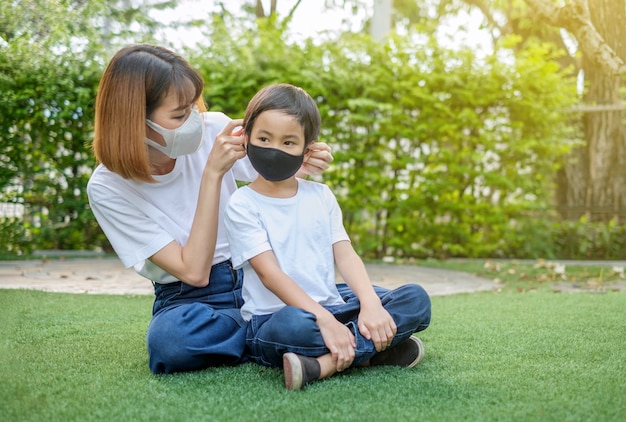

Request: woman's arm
left=150, top=120, right=246, bottom=287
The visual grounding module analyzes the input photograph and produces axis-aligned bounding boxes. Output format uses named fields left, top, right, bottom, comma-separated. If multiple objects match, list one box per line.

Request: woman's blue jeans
left=146, top=260, right=246, bottom=374
left=246, top=283, right=432, bottom=368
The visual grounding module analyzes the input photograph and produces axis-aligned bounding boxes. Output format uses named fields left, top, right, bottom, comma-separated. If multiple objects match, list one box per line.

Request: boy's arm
left=249, top=250, right=356, bottom=372
left=333, top=240, right=397, bottom=352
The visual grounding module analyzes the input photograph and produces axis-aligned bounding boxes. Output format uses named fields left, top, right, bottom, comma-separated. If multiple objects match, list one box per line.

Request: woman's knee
left=147, top=307, right=194, bottom=373
left=146, top=304, right=246, bottom=373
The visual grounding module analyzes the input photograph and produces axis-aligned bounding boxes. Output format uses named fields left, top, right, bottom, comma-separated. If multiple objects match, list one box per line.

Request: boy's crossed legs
left=246, top=283, right=431, bottom=390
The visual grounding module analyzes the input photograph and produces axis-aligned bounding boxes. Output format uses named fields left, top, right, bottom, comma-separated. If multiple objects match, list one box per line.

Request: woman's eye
left=174, top=111, right=188, bottom=120
left=175, top=106, right=193, bottom=120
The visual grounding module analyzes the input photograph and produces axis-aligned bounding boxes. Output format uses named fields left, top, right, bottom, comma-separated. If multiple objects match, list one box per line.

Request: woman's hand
left=297, top=141, right=334, bottom=177
left=206, top=119, right=247, bottom=176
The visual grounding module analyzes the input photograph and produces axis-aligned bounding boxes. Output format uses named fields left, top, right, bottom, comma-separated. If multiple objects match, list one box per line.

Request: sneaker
left=283, top=352, right=321, bottom=390
left=370, top=336, right=425, bottom=368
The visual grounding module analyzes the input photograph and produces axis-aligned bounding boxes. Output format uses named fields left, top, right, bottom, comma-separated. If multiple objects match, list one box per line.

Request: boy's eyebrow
left=256, top=129, right=300, bottom=140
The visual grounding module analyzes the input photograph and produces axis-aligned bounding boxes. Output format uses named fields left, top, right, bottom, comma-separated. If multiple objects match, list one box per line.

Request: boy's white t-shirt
left=87, top=112, right=257, bottom=284
left=225, top=179, right=349, bottom=321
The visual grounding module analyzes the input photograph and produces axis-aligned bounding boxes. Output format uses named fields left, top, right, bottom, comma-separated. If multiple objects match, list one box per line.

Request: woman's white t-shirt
left=87, top=112, right=257, bottom=284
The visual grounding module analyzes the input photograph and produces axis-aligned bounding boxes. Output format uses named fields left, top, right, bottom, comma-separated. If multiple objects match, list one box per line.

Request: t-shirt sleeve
left=224, top=189, right=272, bottom=269
left=322, top=184, right=351, bottom=244
left=87, top=181, right=173, bottom=268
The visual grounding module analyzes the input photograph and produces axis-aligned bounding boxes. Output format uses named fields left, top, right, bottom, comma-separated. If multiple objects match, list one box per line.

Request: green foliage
left=463, top=216, right=626, bottom=260
left=0, top=0, right=177, bottom=254
left=192, top=19, right=579, bottom=260
left=191, top=13, right=326, bottom=117
left=551, top=217, right=626, bottom=260
left=2, top=4, right=621, bottom=261
left=1, top=1, right=100, bottom=253
left=316, top=33, right=578, bottom=259
left=0, top=217, right=28, bottom=254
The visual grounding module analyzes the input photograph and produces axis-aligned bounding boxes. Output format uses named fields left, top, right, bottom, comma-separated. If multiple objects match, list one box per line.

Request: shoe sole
left=283, top=353, right=304, bottom=390
left=407, top=337, right=425, bottom=368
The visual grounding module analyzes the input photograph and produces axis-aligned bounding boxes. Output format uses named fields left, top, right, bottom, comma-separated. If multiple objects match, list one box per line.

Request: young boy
left=225, top=83, right=431, bottom=390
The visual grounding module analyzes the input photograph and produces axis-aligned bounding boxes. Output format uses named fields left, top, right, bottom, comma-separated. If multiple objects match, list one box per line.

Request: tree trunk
left=371, top=0, right=392, bottom=40
left=255, top=0, right=279, bottom=18
left=556, top=0, right=626, bottom=222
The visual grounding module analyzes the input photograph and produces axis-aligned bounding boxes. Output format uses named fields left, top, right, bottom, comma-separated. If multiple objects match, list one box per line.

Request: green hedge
left=5, top=16, right=618, bottom=261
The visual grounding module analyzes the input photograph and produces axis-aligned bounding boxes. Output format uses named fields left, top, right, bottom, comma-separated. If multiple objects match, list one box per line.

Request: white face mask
left=145, top=108, right=204, bottom=158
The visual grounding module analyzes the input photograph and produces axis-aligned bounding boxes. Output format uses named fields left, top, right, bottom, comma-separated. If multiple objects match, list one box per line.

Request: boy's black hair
left=243, top=83, right=321, bottom=144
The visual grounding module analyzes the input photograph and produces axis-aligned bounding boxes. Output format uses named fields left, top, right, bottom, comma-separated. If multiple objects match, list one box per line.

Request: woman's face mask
left=247, top=142, right=304, bottom=182
left=145, top=108, right=204, bottom=158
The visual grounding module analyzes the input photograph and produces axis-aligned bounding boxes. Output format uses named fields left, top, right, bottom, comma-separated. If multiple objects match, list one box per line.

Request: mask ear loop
left=146, top=105, right=200, bottom=133
left=145, top=121, right=166, bottom=146
left=143, top=108, right=204, bottom=158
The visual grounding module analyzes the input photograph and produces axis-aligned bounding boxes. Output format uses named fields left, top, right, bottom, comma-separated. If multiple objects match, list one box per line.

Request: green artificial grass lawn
left=1, top=287, right=624, bottom=422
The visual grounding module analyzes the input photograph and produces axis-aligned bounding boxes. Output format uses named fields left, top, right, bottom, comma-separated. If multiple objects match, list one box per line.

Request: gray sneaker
left=370, top=336, right=425, bottom=368
left=283, top=353, right=321, bottom=390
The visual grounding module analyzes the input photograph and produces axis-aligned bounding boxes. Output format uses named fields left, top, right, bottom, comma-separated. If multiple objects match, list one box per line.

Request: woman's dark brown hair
left=93, top=44, right=206, bottom=182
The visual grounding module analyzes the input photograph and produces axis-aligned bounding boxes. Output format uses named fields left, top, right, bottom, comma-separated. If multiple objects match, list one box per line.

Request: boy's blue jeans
left=146, top=259, right=247, bottom=374
left=246, top=283, right=432, bottom=368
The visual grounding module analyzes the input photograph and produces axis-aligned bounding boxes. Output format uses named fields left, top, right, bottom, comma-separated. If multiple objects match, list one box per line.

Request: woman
left=87, top=44, right=333, bottom=374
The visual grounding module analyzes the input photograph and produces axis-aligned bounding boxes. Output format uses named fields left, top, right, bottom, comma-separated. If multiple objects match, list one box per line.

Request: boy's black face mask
left=247, top=143, right=304, bottom=182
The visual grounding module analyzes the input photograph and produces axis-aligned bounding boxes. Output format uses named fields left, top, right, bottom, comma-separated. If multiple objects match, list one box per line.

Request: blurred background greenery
left=1, top=0, right=625, bottom=260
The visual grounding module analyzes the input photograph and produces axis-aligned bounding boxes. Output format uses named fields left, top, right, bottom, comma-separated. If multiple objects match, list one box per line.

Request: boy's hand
left=358, top=302, right=397, bottom=352
left=317, top=314, right=355, bottom=372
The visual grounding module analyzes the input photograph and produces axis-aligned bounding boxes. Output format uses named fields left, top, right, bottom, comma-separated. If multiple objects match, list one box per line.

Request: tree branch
left=285, top=0, right=303, bottom=22
left=255, top=0, right=265, bottom=18
left=464, top=0, right=506, bottom=36
left=524, top=0, right=626, bottom=76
